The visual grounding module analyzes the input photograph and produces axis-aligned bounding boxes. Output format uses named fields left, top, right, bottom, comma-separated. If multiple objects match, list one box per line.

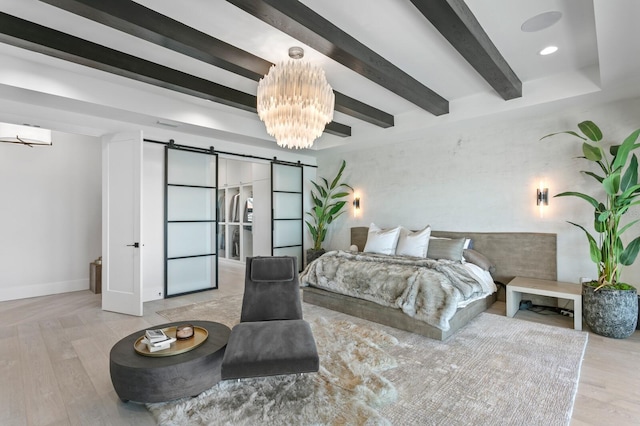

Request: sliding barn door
left=271, top=162, right=304, bottom=270
left=165, top=146, right=218, bottom=297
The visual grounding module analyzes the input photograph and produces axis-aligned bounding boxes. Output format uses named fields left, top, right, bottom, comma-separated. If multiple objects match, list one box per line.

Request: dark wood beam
left=409, top=0, right=522, bottom=100
left=322, top=121, right=351, bottom=138
left=333, top=92, right=392, bottom=128
left=226, top=0, right=449, bottom=116
left=0, top=12, right=350, bottom=138
left=38, top=0, right=393, bottom=129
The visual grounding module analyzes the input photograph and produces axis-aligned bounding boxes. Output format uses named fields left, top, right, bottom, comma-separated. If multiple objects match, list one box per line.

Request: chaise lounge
left=221, top=256, right=319, bottom=380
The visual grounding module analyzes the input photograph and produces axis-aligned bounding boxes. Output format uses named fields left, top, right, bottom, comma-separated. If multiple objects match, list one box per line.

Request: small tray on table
left=134, top=325, right=208, bottom=357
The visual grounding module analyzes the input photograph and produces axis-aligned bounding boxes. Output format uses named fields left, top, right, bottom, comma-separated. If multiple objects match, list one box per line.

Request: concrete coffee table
left=110, top=320, right=230, bottom=403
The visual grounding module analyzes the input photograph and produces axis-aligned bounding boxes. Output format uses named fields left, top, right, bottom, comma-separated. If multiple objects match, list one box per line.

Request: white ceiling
left=0, top=0, right=638, bottom=153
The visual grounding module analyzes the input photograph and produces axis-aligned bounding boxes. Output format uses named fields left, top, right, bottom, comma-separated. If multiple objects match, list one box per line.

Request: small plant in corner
left=306, top=160, right=353, bottom=261
left=542, top=120, right=640, bottom=290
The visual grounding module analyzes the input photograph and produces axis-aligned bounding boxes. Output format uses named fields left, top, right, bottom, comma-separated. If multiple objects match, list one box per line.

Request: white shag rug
left=147, top=315, right=399, bottom=425
left=152, top=295, right=588, bottom=426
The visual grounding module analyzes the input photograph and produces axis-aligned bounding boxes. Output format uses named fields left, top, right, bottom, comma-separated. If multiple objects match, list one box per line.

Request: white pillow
left=396, top=226, right=431, bottom=257
left=363, top=223, right=401, bottom=255
left=464, top=238, right=472, bottom=249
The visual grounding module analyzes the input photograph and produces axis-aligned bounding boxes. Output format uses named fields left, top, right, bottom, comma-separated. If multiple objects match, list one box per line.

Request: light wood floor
left=1, top=264, right=638, bottom=426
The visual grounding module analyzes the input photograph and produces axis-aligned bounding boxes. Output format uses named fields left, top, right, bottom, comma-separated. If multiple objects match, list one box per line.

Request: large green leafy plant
left=306, top=160, right=353, bottom=251
left=543, top=121, right=640, bottom=290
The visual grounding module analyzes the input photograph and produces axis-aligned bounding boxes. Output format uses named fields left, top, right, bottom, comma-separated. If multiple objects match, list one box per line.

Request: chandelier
left=257, top=47, right=335, bottom=149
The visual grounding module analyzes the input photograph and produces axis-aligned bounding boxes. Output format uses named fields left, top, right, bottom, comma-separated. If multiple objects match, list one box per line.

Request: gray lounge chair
left=221, top=256, right=319, bottom=380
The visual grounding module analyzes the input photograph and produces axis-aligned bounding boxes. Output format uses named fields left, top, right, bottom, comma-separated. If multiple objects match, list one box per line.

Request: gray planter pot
left=583, top=282, right=638, bottom=339
left=306, top=249, right=326, bottom=266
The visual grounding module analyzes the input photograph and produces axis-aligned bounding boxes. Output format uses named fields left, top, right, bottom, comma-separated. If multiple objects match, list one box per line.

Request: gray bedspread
left=299, top=250, right=489, bottom=331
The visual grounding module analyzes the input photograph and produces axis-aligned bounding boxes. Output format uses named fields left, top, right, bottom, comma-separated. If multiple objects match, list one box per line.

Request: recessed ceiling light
left=539, top=46, right=558, bottom=56
left=521, top=11, right=563, bottom=32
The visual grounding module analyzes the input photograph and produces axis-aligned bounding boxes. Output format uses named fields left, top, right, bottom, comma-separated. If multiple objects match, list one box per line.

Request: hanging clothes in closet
left=232, top=227, right=240, bottom=258
left=231, top=193, right=240, bottom=223
left=244, top=197, right=253, bottom=231
left=217, top=193, right=225, bottom=222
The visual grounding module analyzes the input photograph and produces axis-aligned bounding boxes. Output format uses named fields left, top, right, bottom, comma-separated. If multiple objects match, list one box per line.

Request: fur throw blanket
left=300, top=250, right=488, bottom=331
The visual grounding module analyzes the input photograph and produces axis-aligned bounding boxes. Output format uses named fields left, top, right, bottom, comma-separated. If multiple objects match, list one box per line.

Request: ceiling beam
left=226, top=0, right=449, bottom=116
left=38, top=0, right=394, bottom=129
left=409, top=0, right=522, bottom=100
left=0, top=12, right=350, bottom=138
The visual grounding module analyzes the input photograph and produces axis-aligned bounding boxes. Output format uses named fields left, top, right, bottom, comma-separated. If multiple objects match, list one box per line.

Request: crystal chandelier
left=257, top=47, right=335, bottom=149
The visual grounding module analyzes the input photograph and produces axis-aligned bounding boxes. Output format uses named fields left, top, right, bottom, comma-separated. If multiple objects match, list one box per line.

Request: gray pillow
left=463, top=249, right=496, bottom=273
left=427, top=238, right=465, bottom=261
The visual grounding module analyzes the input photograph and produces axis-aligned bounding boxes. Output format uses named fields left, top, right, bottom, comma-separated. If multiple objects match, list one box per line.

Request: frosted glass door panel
left=167, top=149, right=216, bottom=187
left=243, top=230, right=253, bottom=258
left=273, top=246, right=302, bottom=269
left=165, top=147, right=218, bottom=297
left=167, top=186, right=215, bottom=221
left=271, top=162, right=303, bottom=269
left=272, top=164, right=302, bottom=192
left=273, top=193, right=302, bottom=219
left=167, top=256, right=215, bottom=296
left=273, top=220, right=303, bottom=247
left=167, top=222, right=215, bottom=258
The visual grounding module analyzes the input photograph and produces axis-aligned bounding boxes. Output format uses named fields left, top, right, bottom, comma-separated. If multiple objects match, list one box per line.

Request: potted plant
left=305, top=160, right=353, bottom=264
left=543, top=120, right=640, bottom=338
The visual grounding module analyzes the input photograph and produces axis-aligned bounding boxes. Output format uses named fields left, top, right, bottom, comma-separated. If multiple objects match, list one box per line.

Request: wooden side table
left=506, top=276, right=582, bottom=330
left=90, top=262, right=102, bottom=294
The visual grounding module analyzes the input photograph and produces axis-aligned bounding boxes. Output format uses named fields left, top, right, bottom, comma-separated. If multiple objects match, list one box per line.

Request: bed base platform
left=303, top=286, right=496, bottom=341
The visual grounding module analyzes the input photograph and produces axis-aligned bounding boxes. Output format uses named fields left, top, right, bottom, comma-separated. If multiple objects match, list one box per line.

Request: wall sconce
left=353, top=197, right=360, bottom=217
left=537, top=181, right=549, bottom=218
left=536, top=187, right=548, bottom=206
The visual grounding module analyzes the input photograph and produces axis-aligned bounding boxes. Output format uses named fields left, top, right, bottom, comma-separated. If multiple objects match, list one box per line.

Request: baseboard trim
left=0, top=279, right=89, bottom=302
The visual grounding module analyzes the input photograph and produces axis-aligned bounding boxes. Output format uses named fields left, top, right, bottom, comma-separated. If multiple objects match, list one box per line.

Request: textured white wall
left=316, top=96, right=640, bottom=284
left=0, top=132, right=101, bottom=301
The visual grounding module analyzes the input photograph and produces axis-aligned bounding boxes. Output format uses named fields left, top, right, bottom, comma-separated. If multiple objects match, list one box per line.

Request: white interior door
left=102, top=131, right=143, bottom=316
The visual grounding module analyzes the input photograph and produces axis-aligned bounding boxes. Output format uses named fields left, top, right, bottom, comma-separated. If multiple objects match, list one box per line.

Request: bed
left=301, top=227, right=557, bottom=340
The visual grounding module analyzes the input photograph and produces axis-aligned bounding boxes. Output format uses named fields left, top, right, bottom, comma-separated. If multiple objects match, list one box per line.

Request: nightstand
left=506, top=276, right=582, bottom=330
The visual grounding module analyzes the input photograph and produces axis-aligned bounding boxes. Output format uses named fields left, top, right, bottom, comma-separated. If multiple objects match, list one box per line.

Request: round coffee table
left=109, top=320, right=230, bottom=403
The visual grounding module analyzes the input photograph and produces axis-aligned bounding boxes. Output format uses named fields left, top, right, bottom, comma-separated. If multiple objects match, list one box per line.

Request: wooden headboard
left=350, top=227, right=557, bottom=285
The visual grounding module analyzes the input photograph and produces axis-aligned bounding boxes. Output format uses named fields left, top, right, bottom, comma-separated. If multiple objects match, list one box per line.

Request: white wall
left=0, top=132, right=101, bottom=301
left=316, top=96, right=640, bottom=285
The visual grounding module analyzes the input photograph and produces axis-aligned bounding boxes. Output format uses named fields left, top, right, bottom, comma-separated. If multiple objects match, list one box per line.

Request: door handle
left=126, top=242, right=140, bottom=248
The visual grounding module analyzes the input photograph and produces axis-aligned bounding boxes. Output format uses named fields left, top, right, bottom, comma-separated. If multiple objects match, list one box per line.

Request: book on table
left=145, top=328, right=168, bottom=343
left=146, top=338, right=176, bottom=352
left=143, top=328, right=177, bottom=352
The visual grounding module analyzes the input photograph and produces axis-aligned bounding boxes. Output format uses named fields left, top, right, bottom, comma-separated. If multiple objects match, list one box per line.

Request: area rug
left=154, top=295, right=588, bottom=426
left=147, top=312, right=399, bottom=425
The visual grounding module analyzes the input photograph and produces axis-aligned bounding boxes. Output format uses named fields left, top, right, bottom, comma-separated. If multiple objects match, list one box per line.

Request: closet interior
left=217, top=158, right=271, bottom=264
